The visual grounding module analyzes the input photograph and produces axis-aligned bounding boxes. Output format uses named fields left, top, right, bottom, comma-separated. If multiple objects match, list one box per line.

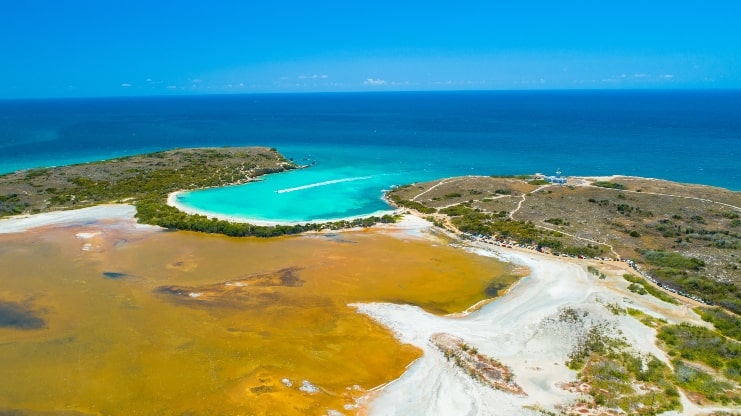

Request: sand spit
left=353, top=238, right=725, bottom=415
left=0, top=204, right=151, bottom=234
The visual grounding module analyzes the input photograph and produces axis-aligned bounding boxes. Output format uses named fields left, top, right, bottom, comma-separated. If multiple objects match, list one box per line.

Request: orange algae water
left=0, top=223, right=515, bottom=415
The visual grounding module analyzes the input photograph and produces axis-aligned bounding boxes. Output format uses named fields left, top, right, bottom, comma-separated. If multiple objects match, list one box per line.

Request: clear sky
left=2, top=1, right=740, bottom=98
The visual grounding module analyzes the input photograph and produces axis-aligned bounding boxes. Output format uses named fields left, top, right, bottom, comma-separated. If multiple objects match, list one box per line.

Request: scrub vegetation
left=623, top=274, right=679, bottom=305
left=0, top=147, right=294, bottom=216
left=387, top=175, right=741, bottom=315
left=657, top=323, right=741, bottom=405
left=558, top=309, right=682, bottom=414
left=0, top=147, right=398, bottom=236
left=390, top=174, right=741, bottom=409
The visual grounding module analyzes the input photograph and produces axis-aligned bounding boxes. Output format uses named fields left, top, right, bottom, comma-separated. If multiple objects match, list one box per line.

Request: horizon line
left=3, top=86, right=741, bottom=101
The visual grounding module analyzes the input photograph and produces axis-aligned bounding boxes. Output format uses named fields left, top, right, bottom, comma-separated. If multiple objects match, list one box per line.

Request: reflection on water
left=0, top=223, right=516, bottom=415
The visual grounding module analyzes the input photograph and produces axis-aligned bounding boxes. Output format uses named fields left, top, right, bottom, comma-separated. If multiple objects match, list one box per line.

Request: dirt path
left=584, top=183, right=741, bottom=212
left=411, top=178, right=461, bottom=201
left=508, top=184, right=550, bottom=219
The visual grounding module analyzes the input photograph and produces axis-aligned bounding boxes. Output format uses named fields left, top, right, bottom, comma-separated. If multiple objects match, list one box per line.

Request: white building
left=545, top=168, right=567, bottom=185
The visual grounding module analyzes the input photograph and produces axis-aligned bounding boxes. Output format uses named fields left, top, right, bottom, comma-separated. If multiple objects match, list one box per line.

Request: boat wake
left=275, top=176, right=373, bottom=194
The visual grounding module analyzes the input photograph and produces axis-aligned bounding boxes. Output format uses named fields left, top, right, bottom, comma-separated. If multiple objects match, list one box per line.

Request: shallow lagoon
left=0, top=221, right=515, bottom=415
left=174, top=143, right=469, bottom=223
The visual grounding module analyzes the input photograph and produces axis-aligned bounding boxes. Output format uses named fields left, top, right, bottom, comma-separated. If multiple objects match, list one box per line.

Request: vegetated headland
left=387, top=174, right=741, bottom=314
left=0, top=146, right=396, bottom=237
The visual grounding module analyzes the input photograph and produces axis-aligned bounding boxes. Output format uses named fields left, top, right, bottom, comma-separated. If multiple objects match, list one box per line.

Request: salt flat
left=354, top=230, right=719, bottom=415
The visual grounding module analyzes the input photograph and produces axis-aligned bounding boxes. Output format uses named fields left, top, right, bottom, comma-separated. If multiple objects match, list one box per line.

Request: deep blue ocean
left=1, top=91, right=739, bottom=222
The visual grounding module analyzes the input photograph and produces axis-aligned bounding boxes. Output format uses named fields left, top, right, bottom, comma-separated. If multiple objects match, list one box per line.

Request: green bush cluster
left=634, top=250, right=741, bottom=313
left=0, top=193, right=28, bottom=215
left=628, top=283, right=648, bottom=295
left=626, top=308, right=667, bottom=328
left=387, top=194, right=436, bottom=214
left=135, top=200, right=396, bottom=237
left=622, top=274, right=679, bottom=305
left=640, top=250, right=705, bottom=270
left=567, top=323, right=627, bottom=369
left=592, top=181, right=626, bottom=190
left=582, top=353, right=680, bottom=414
left=658, top=323, right=741, bottom=382
left=567, top=321, right=681, bottom=414
left=672, top=359, right=740, bottom=405
left=697, top=307, right=741, bottom=341
left=650, top=267, right=740, bottom=314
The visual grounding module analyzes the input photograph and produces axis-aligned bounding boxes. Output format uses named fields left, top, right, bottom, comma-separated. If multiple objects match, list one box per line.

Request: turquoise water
left=176, top=143, right=470, bottom=222
left=1, top=91, right=739, bottom=223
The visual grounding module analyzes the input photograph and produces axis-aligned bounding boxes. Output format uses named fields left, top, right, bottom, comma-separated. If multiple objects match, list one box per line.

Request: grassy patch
left=581, top=354, right=681, bottom=414
left=623, top=274, right=679, bottom=305
left=593, top=181, right=626, bottom=190
left=387, top=194, right=437, bottom=214
left=657, top=323, right=741, bottom=382
left=626, top=308, right=667, bottom=328
left=672, top=359, right=740, bottom=405
left=696, top=307, right=741, bottom=342
left=641, top=250, right=705, bottom=270
left=565, top=317, right=681, bottom=414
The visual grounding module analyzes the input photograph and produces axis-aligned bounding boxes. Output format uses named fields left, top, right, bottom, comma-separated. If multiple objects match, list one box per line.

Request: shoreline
left=167, top=190, right=399, bottom=226
left=0, top=204, right=149, bottom=234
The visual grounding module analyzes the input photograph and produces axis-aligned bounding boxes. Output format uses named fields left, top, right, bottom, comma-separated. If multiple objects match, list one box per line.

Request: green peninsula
left=0, top=147, right=295, bottom=216
left=0, top=147, right=397, bottom=237
left=388, top=175, right=741, bottom=313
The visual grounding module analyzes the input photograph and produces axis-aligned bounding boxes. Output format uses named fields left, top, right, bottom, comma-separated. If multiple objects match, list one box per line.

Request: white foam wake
left=275, top=176, right=373, bottom=194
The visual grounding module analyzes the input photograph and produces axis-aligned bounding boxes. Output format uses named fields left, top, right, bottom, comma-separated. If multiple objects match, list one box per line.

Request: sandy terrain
left=353, top=231, right=726, bottom=415
left=0, top=204, right=153, bottom=234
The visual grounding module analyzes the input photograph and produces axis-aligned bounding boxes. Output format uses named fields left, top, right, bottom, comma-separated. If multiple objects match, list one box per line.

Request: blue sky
left=2, top=1, right=740, bottom=98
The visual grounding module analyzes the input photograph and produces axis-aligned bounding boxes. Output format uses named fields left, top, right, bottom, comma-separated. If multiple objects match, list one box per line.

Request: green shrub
left=641, top=250, right=705, bottom=270
left=387, top=194, right=436, bottom=214
left=592, top=181, right=625, bottom=190
left=696, top=307, right=741, bottom=342
left=622, top=274, right=679, bottom=305
left=627, top=283, right=647, bottom=295
left=658, top=323, right=741, bottom=382
left=672, top=359, right=740, bottom=404
left=544, top=218, right=566, bottom=226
